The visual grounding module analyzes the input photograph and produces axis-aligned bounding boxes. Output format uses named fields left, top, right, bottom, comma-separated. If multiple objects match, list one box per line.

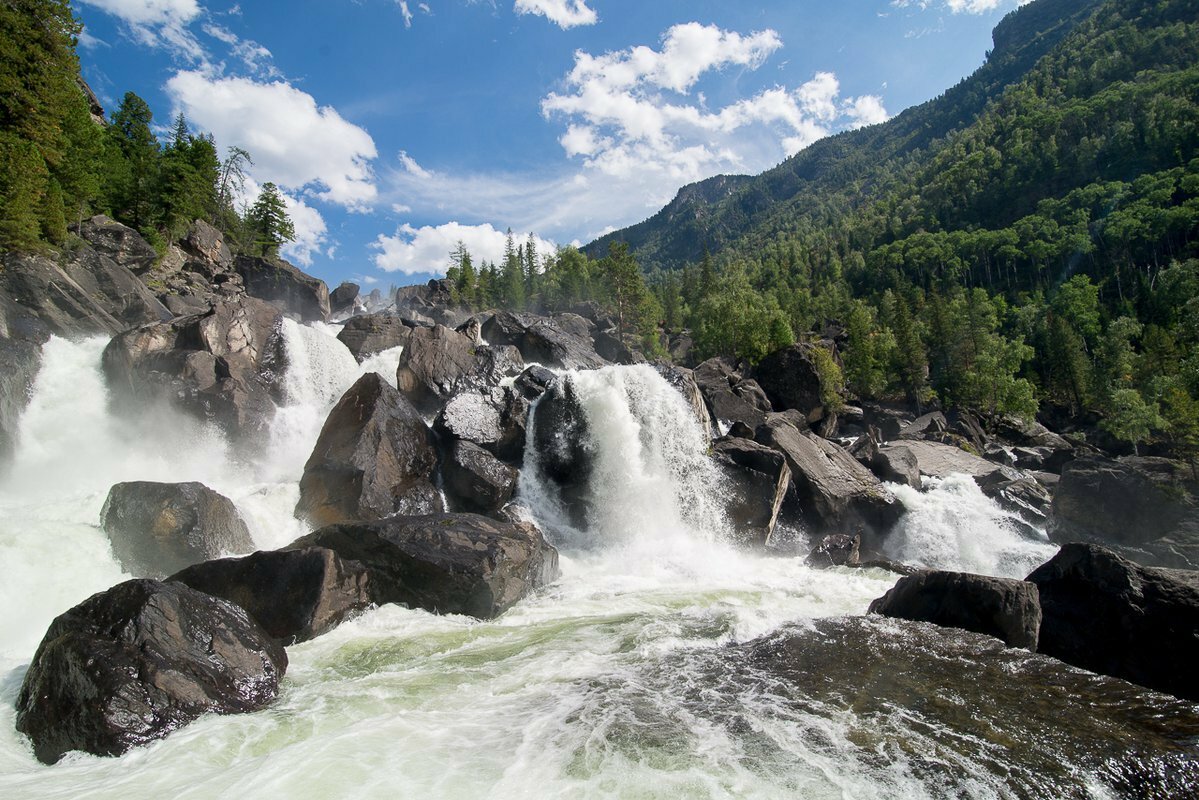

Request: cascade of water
left=520, top=364, right=731, bottom=554
left=884, top=473, right=1058, bottom=578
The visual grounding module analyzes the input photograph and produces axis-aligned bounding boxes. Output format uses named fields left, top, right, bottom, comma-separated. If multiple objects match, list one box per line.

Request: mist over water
left=1, top=327, right=1190, bottom=798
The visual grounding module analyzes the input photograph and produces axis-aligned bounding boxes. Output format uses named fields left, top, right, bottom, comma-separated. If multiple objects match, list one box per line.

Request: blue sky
left=73, top=0, right=1032, bottom=289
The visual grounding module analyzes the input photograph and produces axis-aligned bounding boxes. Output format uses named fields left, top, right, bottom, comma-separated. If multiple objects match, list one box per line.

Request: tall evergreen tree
left=245, top=182, right=294, bottom=258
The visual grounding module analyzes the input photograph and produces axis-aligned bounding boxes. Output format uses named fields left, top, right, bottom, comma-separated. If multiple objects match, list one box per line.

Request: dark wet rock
left=870, top=443, right=921, bottom=488
left=291, top=513, right=560, bottom=619
left=530, top=375, right=592, bottom=528
left=991, top=415, right=1073, bottom=472
left=337, top=313, right=411, bottom=362
left=100, top=481, right=254, bottom=578
left=234, top=254, right=330, bottom=322
left=668, top=331, right=695, bottom=366
left=1028, top=543, right=1199, bottom=701
left=296, top=372, right=442, bottom=528
left=693, top=357, right=771, bottom=432
left=754, top=342, right=839, bottom=422
left=1, top=246, right=169, bottom=338
left=169, top=547, right=372, bottom=645
left=594, top=329, right=643, bottom=364
left=869, top=570, right=1041, bottom=649
left=481, top=311, right=608, bottom=369
left=807, top=533, right=861, bottom=569
left=860, top=402, right=915, bottom=442
left=102, top=296, right=285, bottom=441
left=443, top=440, right=520, bottom=515
left=395, top=324, right=479, bottom=412
left=712, top=437, right=791, bottom=546
left=976, top=468, right=1052, bottom=526
left=656, top=364, right=713, bottom=440
left=853, top=558, right=922, bottom=576
left=756, top=415, right=901, bottom=539
left=15, top=579, right=286, bottom=764
left=983, top=442, right=1018, bottom=466
left=1049, top=456, right=1199, bottom=570
left=434, top=386, right=528, bottom=462
left=737, top=616, right=1199, bottom=797
left=457, top=344, right=525, bottom=392
left=0, top=337, right=41, bottom=470
left=513, top=364, right=557, bottom=401
left=329, top=282, right=360, bottom=317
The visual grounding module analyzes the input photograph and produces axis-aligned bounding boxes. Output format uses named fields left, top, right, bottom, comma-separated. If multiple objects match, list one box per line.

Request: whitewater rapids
left=0, top=323, right=1181, bottom=799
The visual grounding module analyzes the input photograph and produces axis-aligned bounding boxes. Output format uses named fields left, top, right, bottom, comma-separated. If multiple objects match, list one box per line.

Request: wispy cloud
left=514, top=0, right=597, bottom=29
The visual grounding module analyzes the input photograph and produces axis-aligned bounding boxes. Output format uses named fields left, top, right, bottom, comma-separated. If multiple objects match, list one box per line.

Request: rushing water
left=0, top=326, right=1195, bottom=799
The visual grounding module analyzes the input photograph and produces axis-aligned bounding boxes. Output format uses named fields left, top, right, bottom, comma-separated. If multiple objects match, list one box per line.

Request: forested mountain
left=583, top=0, right=1199, bottom=457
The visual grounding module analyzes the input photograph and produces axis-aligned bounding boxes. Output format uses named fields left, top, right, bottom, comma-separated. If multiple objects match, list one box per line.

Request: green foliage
left=811, top=346, right=846, bottom=413
left=104, top=92, right=160, bottom=230
left=1101, top=387, right=1164, bottom=454
left=246, top=182, right=294, bottom=258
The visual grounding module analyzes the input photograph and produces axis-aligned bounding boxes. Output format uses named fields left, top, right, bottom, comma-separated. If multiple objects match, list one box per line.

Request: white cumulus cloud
left=514, top=0, right=598, bottom=29
left=372, top=222, right=557, bottom=275
left=77, top=0, right=205, bottom=60
left=166, top=71, right=379, bottom=209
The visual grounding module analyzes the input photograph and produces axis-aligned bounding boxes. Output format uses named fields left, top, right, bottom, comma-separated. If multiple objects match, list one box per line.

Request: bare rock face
left=234, top=254, right=330, bottom=322
left=296, top=372, right=443, bottom=528
left=100, top=481, right=254, bottom=577
left=1049, top=456, right=1199, bottom=570
left=480, top=310, right=608, bottom=370
left=756, top=416, right=902, bottom=540
left=329, top=282, right=360, bottom=317
left=395, top=324, right=480, bottom=412
left=693, top=357, right=772, bottom=432
left=170, top=547, right=373, bottom=644
left=868, top=570, right=1042, bottom=649
left=1028, top=543, right=1199, bottom=701
left=337, top=313, right=412, bottom=362
left=74, top=215, right=159, bottom=273
left=712, top=437, right=790, bottom=546
left=442, top=439, right=520, bottom=515
left=15, top=579, right=286, bottom=764
left=290, top=513, right=560, bottom=619
left=102, top=296, right=285, bottom=442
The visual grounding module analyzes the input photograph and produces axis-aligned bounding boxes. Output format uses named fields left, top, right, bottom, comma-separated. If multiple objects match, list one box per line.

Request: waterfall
left=884, top=473, right=1058, bottom=578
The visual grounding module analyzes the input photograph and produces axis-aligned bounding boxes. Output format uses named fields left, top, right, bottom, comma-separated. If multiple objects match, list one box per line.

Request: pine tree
left=104, top=92, right=160, bottom=231
left=246, top=182, right=294, bottom=258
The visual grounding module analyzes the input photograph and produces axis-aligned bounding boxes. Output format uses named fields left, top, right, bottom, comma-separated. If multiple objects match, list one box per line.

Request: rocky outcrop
left=869, top=443, right=921, bottom=488
left=868, top=571, right=1041, bottom=649
left=712, top=437, right=790, bottom=546
left=693, top=357, right=772, bottom=432
left=329, top=282, right=360, bottom=317
left=1028, top=543, right=1199, bottom=701
left=481, top=311, right=608, bottom=369
left=75, top=215, right=158, bottom=272
left=234, top=254, right=330, bottom=323
left=290, top=513, right=560, bottom=619
left=395, top=278, right=471, bottom=327
left=442, top=440, right=520, bottom=515
left=530, top=375, right=592, bottom=528
left=434, top=386, right=529, bottom=462
left=337, top=313, right=411, bottom=362
left=753, top=342, right=837, bottom=422
left=100, top=481, right=254, bottom=577
left=169, top=547, right=372, bottom=644
left=102, top=296, right=285, bottom=441
left=1049, top=456, right=1199, bottom=570
left=15, top=579, right=286, bottom=764
left=139, top=220, right=245, bottom=316
left=395, top=324, right=480, bottom=412
left=295, top=372, right=442, bottom=528
left=807, top=533, right=861, bottom=568
left=976, top=468, right=1052, bottom=526
left=756, top=416, right=902, bottom=539
left=879, top=439, right=999, bottom=480
left=656, top=364, right=713, bottom=440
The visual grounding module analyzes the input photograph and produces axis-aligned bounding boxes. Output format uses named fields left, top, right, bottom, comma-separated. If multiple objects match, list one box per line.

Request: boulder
left=180, top=219, right=234, bottom=274
left=434, top=386, right=529, bottom=462
left=456, top=344, right=525, bottom=393
left=290, top=513, right=560, bottom=618
left=712, top=437, right=791, bottom=546
left=870, top=443, right=921, bottom=488
left=102, top=296, right=285, bottom=442
left=337, top=313, right=411, bottom=362
left=897, top=411, right=948, bottom=440
left=169, top=547, right=372, bottom=644
left=395, top=324, right=479, bottom=412
left=976, top=468, right=1052, bottom=526
left=234, top=254, right=330, bottom=322
left=991, top=414, right=1074, bottom=472
left=754, top=342, right=839, bottom=421
left=693, top=357, right=771, bottom=432
left=807, top=533, right=861, bottom=569
left=512, top=364, right=557, bottom=401
left=443, top=440, right=520, bottom=515
left=879, top=439, right=1001, bottom=480
left=756, top=416, right=902, bottom=539
left=295, top=372, right=442, bottom=528
left=15, top=579, right=286, bottom=764
left=74, top=215, right=158, bottom=273
left=1049, top=456, right=1199, bottom=570
left=594, top=329, right=643, bottom=364
left=655, top=364, right=713, bottom=440
left=529, top=375, right=592, bottom=527
left=100, top=481, right=254, bottom=577
left=481, top=311, right=608, bottom=369
left=329, top=282, right=360, bottom=317
left=1028, top=543, right=1199, bottom=701
left=868, top=570, right=1041, bottom=649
